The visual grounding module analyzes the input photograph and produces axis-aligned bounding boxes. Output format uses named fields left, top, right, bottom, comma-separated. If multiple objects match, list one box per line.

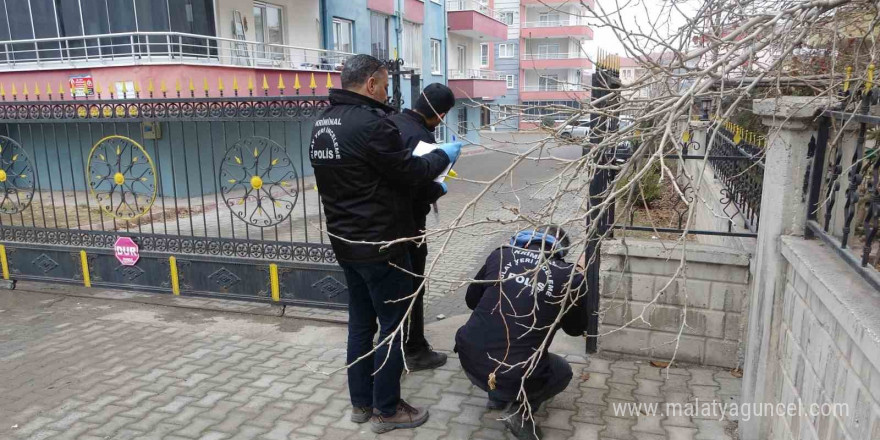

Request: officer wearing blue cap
left=454, top=225, right=591, bottom=440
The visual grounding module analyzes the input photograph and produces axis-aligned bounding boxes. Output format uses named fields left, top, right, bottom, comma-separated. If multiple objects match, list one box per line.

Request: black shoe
left=351, top=406, right=373, bottom=423
left=404, top=345, right=448, bottom=371
left=502, top=404, right=543, bottom=440
left=487, top=397, right=507, bottom=410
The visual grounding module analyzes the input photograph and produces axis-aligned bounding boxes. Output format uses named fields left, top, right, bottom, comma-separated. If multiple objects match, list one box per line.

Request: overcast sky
left=586, top=0, right=695, bottom=57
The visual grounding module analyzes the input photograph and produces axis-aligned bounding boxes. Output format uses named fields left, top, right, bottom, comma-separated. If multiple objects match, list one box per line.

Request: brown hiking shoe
left=351, top=406, right=373, bottom=423
left=370, top=400, right=429, bottom=433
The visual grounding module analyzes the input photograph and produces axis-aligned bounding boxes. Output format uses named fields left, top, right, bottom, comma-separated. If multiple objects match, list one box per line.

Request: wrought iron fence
left=0, top=89, right=353, bottom=307
left=804, top=80, right=880, bottom=290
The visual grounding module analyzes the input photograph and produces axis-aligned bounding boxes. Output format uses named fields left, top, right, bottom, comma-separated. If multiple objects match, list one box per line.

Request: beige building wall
left=215, top=0, right=323, bottom=49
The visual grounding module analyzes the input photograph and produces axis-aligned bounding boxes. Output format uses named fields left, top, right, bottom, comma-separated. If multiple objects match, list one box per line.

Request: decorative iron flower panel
left=220, top=136, right=300, bottom=227
left=0, top=135, right=35, bottom=214
left=87, top=135, right=158, bottom=221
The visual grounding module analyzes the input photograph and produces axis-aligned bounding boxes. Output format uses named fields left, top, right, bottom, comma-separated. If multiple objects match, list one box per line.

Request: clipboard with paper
left=413, top=141, right=455, bottom=183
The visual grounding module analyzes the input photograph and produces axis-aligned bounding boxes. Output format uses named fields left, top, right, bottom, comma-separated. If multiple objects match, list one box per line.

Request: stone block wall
left=598, top=239, right=751, bottom=368
left=769, top=236, right=880, bottom=440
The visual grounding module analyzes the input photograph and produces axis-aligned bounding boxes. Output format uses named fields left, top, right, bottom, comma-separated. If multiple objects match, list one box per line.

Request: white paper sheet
left=413, top=140, right=454, bottom=183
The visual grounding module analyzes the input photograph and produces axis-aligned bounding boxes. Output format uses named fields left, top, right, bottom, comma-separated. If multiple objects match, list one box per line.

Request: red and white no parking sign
left=114, top=237, right=139, bottom=266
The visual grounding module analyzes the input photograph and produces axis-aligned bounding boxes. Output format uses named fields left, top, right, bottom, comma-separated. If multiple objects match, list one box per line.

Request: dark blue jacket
left=388, top=109, right=446, bottom=234
left=309, top=90, right=450, bottom=262
left=455, top=244, right=590, bottom=401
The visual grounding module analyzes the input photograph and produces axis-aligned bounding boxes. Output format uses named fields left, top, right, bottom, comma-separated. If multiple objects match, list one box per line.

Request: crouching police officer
left=309, top=54, right=462, bottom=433
left=388, top=83, right=457, bottom=371
left=455, top=225, right=590, bottom=440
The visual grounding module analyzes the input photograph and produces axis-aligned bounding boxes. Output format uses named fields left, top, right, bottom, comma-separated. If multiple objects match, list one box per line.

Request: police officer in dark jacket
left=309, top=54, right=462, bottom=434
left=388, top=83, right=456, bottom=371
left=455, top=225, right=589, bottom=440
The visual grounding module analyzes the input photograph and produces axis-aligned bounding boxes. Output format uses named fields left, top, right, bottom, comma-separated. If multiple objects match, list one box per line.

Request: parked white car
left=559, top=120, right=591, bottom=139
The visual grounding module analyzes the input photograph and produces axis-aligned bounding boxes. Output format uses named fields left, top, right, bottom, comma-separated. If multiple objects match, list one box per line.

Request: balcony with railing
left=520, top=83, right=590, bottom=100
left=521, top=52, right=593, bottom=69
left=448, top=68, right=507, bottom=100
left=447, top=0, right=509, bottom=42
left=520, top=18, right=593, bottom=39
left=0, top=32, right=352, bottom=72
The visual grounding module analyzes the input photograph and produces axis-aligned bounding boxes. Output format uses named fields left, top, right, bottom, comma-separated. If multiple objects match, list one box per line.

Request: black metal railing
left=707, top=123, right=765, bottom=234
left=603, top=125, right=764, bottom=238
left=804, top=78, right=880, bottom=291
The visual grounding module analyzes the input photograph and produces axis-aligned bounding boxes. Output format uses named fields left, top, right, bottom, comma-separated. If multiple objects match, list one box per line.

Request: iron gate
left=0, top=88, right=354, bottom=308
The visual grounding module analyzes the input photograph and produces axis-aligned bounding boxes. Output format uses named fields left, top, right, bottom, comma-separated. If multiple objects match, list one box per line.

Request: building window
left=402, top=21, right=422, bottom=69
left=537, top=44, right=560, bottom=59
left=456, top=45, right=467, bottom=76
left=370, top=13, right=389, bottom=59
left=434, top=126, right=445, bottom=142
left=498, top=44, right=514, bottom=58
left=332, top=18, right=354, bottom=53
left=430, top=39, right=442, bottom=74
left=539, top=75, right=559, bottom=91
left=254, top=3, right=284, bottom=61
left=480, top=43, right=489, bottom=66
left=2, top=0, right=216, bottom=61
left=457, top=107, right=469, bottom=134
left=506, top=75, right=515, bottom=89
left=498, top=11, right=514, bottom=25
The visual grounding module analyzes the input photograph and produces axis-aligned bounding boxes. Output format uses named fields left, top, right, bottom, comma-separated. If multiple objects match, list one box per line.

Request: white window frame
left=480, top=43, right=489, bottom=67
left=254, top=2, right=285, bottom=62
left=332, top=18, right=354, bottom=53
left=434, top=126, right=446, bottom=142
left=498, top=11, right=514, bottom=25
left=370, top=13, right=390, bottom=59
left=505, top=75, right=515, bottom=89
left=456, top=45, right=467, bottom=76
left=498, top=43, right=514, bottom=59
left=402, top=21, right=422, bottom=70
left=430, top=39, right=442, bottom=74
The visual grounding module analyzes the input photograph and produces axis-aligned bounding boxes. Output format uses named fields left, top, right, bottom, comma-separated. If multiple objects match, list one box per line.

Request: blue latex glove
left=440, top=182, right=448, bottom=195
left=438, top=142, right=463, bottom=163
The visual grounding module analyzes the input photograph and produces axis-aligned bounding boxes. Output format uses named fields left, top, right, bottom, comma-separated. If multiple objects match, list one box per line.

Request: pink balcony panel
left=404, top=0, right=424, bottom=23
left=448, top=11, right=508, bottom=42
left=521, top=0, right=594, bottom=6
left=0, top=64, right=340, bottom=98
left=369, top=0, right=394, bottom=15
left=520, top=90, right=590, bottom=101
left=448, top=79, right=507, bottom=100
left=520, top=25, right=593, bottom=39
left=520, top=58, right=593, bottom=70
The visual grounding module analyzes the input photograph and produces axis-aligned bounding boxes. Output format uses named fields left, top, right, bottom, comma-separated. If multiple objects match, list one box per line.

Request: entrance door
left=481, top=106, right=491, bottom=127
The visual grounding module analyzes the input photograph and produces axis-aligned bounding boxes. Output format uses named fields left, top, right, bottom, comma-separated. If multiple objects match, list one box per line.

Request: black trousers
left=339, top=252, right=412, bottom=416
left=464, top=353, right=573, bottom=410
left=404, top=241, right=429, bottom=353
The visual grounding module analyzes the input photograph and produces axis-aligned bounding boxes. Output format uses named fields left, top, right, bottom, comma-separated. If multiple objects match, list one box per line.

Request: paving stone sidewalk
left=1, top=311, right=740, bottom=440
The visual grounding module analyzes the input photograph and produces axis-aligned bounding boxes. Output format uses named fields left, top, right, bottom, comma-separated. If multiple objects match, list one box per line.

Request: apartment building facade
left=0, top=1, right=445, bottom=110
left=518, top=0, right=593, bottom=128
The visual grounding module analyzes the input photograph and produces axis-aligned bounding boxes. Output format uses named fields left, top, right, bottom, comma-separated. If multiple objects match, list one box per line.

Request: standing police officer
left=308, top=54, right=462, bottom=434
left=388, top=83, right=456, bottom=371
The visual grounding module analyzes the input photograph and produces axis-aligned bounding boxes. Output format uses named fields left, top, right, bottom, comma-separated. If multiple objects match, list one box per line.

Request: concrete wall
left=599, top=239, right=751, bottom=368
left=768, top=236, right=880, bottom=440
